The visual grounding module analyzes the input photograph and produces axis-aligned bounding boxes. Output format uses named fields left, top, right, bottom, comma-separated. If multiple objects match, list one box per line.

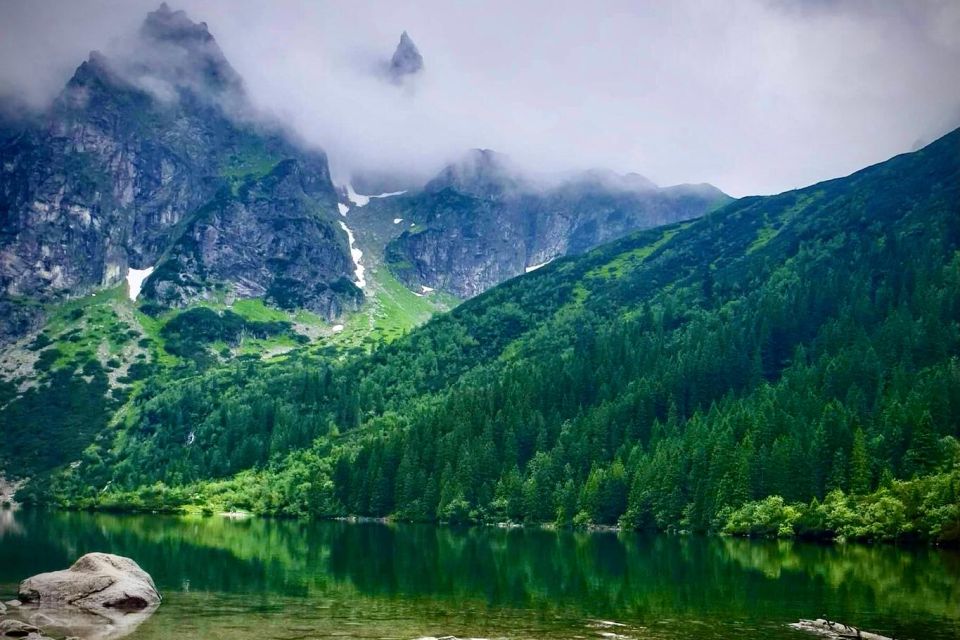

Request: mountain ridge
left=377, top=149, right=730, bottom=297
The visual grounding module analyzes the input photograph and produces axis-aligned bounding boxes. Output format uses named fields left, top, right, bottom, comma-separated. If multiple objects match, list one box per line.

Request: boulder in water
left=18, top=553, right=161, bottom=612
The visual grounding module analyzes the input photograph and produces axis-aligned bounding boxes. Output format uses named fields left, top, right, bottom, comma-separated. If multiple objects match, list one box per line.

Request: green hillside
left=21, top=128, right=960, bottom=543
left=0, top=264, right=449, bottom=480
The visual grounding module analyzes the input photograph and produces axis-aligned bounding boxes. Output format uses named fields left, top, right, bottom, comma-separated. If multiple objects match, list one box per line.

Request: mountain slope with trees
left=23, top=126, right=960, bottom=543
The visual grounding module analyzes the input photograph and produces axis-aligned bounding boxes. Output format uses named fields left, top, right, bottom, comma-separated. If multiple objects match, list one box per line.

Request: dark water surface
left=1, top=509, right=958, bottom=639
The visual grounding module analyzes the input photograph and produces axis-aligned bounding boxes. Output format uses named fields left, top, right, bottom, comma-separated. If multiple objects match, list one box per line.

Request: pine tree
left=850, top=427, right=871, bottom=494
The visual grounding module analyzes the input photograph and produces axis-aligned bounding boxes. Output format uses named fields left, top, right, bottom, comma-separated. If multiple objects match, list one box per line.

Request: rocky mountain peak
left=142, top=3, right=213, bottom=45
left=65, top=50, right=111, bottom=88
left=134, top=3, right=243, bottom=96
left=425, top=149, right=524, bottom=198
left=388, top=31, right=424, bottom=83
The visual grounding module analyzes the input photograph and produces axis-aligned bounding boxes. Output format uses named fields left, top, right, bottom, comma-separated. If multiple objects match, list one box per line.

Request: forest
left=15, top=128, right=960, bottom=544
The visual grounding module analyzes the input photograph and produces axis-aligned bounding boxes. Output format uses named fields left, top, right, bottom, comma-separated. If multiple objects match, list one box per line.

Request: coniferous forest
left=14, top=126, right=958, bottom=545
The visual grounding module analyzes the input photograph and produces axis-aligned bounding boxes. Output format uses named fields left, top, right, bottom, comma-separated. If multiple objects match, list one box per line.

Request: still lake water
left=1, top=509, right=958, bottom=640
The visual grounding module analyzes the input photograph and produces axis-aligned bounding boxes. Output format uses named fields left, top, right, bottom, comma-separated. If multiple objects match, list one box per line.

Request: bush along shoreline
left=18, top=451, right=959, bottom=547
left=718, top=461, right=960, bottom=544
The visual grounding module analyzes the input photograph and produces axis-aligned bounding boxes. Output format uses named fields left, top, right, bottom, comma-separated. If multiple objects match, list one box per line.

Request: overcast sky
left=1, top=0, right=958, bottom=196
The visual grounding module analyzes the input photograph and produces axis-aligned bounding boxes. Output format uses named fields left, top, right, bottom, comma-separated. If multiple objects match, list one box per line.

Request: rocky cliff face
left=0, top=4, right=355, bottom=344
left=145, top=159, right=362, bottom=317
left=382, top=151, right=731, bottom=298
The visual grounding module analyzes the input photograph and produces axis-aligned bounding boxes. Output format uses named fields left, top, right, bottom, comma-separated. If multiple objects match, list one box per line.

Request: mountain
left=372, top=149, right=729, bottom=297
left=23, top=127, right=960, bottom=542
left=0, top=4, right=358, bottom=345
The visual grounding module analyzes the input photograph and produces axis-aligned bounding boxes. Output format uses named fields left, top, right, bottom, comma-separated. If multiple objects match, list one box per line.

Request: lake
left=1, top=509, right=958, bottom=639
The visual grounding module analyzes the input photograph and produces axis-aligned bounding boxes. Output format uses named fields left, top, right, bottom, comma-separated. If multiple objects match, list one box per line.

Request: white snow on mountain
left=338, top=221, right=366, bottom=288
left=126, top=266, right=154, bottom=301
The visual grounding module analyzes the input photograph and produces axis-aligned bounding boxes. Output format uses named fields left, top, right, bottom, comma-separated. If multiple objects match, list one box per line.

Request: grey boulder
left=18, top=553, right=161, bottom=612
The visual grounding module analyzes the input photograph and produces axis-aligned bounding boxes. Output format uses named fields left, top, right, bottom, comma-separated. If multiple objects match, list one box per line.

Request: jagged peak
left=52, top=4, right=246, bottom=118
left=388, top=30, right=424, bottom=83
left=136, top=4, right=242, bottom=94
left=141, top=3, right=214, bottom=45
left=60, top=50, right=122, bottom=105
left=68, top=50, right=110, bottom=84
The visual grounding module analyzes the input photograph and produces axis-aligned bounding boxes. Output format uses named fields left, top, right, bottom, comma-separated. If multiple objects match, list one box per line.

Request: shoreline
left=10, top=504, right=958, bottom=549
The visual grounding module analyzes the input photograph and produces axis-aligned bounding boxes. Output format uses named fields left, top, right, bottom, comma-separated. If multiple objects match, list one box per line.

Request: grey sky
left=1, top=0, right=958, bottom=196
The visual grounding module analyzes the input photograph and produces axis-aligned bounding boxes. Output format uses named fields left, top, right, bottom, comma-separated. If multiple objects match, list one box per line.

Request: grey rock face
left=388, top=31, right=424, bottom=83
left=384, top=153, right=731, bottom=298
left=18, top=553, right=161, bottom=611
left=145, top=159, right=362, bottom=317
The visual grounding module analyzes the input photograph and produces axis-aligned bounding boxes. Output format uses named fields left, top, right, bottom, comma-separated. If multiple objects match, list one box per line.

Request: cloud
left=0, top=0, right=958, bottom=196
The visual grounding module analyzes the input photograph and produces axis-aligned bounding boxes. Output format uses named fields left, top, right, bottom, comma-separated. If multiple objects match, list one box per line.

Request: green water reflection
left=1, top=510, right=958, bottom=639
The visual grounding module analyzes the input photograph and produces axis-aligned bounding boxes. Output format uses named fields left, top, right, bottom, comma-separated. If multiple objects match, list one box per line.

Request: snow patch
left=413, top=285, right=434, bottom=298
left=126, top=266, right=154, bottom=301
left=331, top=324, right=344, bottom=333
left=393, top=218, right=403, bottom=224
left=525, top=259, right=552, bottom=273
left=338, top=203, right=349, bottom=216
left=338, top=221, right=366, bottom=288
left=345, top=184, right=406, bottom=208
left=345, top=184, right=370, bottom=207
left=371, top=190, right=406, bottom=199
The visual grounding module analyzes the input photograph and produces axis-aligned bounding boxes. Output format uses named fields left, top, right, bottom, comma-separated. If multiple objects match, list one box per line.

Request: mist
left=1, top=0, right=958, bottom=196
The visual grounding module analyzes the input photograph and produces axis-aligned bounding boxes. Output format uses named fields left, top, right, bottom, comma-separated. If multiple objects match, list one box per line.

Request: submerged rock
left=18, top=553, right=161, bottom=612
left=791, top=619, right=894, bottom=640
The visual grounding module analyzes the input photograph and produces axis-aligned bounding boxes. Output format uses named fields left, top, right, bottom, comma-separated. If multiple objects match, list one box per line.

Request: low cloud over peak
left=1, top=1, right=958, bottom=197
